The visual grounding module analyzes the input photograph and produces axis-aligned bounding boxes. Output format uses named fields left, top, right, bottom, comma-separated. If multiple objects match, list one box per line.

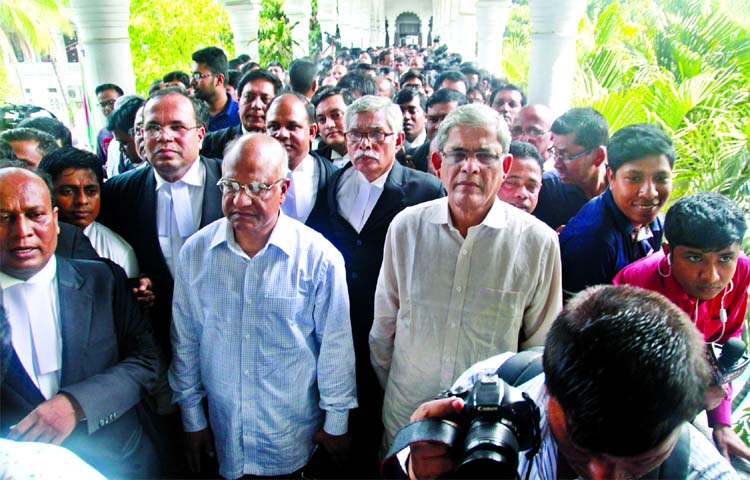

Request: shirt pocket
left=461, top=287, right=524, bottom=358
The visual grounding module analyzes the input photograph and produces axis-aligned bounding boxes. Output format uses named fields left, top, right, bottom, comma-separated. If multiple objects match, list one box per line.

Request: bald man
left=170, top=133, right=357, bottom=479
left=510, top=104, right=554, bottom=169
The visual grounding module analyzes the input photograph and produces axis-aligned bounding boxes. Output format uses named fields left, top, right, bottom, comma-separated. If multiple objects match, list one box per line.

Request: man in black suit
left=265, top=92, right=336, bottom=228
left=0, top=167, right=159, bottom=478
left=98, top=87, right=223, bottom=356
left=201, top=69, right=283, bottom=159
left=311, top=95, right=445, bottom=475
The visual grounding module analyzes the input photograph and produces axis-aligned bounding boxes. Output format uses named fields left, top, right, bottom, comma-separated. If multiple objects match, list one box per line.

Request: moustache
left=354, top=152, right=380, bottom=161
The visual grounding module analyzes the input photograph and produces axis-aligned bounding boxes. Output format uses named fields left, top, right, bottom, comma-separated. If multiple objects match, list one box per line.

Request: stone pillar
left=452, top=0, right=477, bottom=62
left=285, top=0, right=310, bottom=58
left=338, top=2, right=354, bottom=48
left=476, top=0, right=510, bottom=75
left=69, top=0, right=135, bottom=97
left=421, top=18, right=430, bottom=48
left=527, top=0, right=586, bottom=115
left=220, top=0, right=260, bottom=59
left=388, top=17, right=397, bottom=47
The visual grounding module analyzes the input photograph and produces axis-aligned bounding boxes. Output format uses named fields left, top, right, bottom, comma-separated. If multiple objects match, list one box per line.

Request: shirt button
left=245, top=334, right=251, bottom=340
left=461, top=249, right=468, bottom=256
left=456, top=285, right=463, bottom=292
left=244, top=370, right=250, bottom=376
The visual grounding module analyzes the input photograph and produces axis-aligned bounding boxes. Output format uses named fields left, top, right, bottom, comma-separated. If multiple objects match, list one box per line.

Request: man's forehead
left=428, top=102, right=457, bottom=115
left=509, top=157, right=542, bottom=178
left=0, top=169, right=51, bottom=202
left=245, top=79, right=275, bottom=95
left=145, top=94, right=194, bottom=120
left=97, top=88, right=119, bottom=99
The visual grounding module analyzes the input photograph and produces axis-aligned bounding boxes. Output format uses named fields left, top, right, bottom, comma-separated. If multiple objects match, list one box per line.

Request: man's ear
left=308, top=123, right=318, bottom=143
left=606, top=166, right=615, bottom=185
left=395, top=131, right=405, bottom=150
left=593, top=146, right=607, bottom=167
left=662, top=242, right=671, bottom=256
left=215, top=73, right=225, bottom=87
left=502, top=154, right=513, bottom=176
left=431, top=150, right=443, bottom=179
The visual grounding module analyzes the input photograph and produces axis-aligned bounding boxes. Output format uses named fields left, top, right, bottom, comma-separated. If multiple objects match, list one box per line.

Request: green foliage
left=309, top=0, right=322, bottom=59
left=0, top=0, right=71, bottom=54
left=129, top=0, right=233, bottom=96
left=0, top=62, right=21, bottom=103
left=257, top=0, right=299, bottom=68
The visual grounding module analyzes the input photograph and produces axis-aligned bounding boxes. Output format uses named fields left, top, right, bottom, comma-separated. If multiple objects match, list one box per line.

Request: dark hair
left=148, top=80, right=164, bottom=96
left=466, top=86, right=486, bottom=103
left=0, top=128, right=59, bottom=162
left=434, top=70, right=469, bottom=91
left=236, top=54, right=251, bottom=64
left=241, top=62, right=261, bottom=74
left=145, top=87, right=209, bottom=128
left=426, top=88, right=469, bottom=109
left=267, top=60, right=283, bottom=69
left=394, top=55, right=408, bottom=64
left=106, top=96, right=146, bottom=132
left=337, top=72, right=377, bottom=97
left=377, top=50, right=392, bottom=64
left=399, top=70, right=424, bottom=86
left=17, top=117, right=72, bottom=147
left=95, top=83, right=123, bottom=96
left=289, top=59, right=317, bottom=94
left=607, top=123, right=676, bottom=173
left=238, top=69, right=283, bottom=99
left=550, top=107, right=609, bottom=150
left=163, top=70, right=190, bottom=88
left=268, top=92, right=315, bottom=124
left=0, top=140, right=17, bottom=161
left=544, top=285, right=709, bottom=456
left=191, top=46, right=229, bottom=78
left=38, top=146, right=104, bottom=185
left=665, top=192, right=747, bottom=251
left=509, top=141, right=543, bottom=172
left=460, top=65, right=481, bottom=77
left=226, top=70, right=241, bottom=89
left=489, top=83, right=527, bottom=107
left=311, top=86, right=355, bottom=108
left=395, top=88, right=427, bottom=112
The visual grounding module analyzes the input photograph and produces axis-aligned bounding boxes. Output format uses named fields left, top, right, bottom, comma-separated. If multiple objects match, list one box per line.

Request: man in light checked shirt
left=169, top=133, right=357, bottom=479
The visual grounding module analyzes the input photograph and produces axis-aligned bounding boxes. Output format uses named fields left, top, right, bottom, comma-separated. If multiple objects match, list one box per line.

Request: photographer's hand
left=407, top=397, right=464, bottom=480
left=713, top=424, right=750, bottom=461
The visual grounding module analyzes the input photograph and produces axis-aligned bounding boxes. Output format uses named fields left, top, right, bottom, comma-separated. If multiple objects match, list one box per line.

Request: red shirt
left=614, top=250, right=749, bottom=426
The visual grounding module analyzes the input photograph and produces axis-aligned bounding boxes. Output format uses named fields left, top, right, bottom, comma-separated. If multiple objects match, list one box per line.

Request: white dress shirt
left=403, top=130, right=426, bottom=150
left=281, top=154, right=319, bottom=224
left=0, top=257, right=61, bottom=399
left=336, top=164, right=393, bottom=233
left=369, top=197, right=563, bottom=447
left=329, top=149, right=349, bottom=169
left=155, top=158, right=205, bottom=275
left=83, top=221, right=140, bottom=278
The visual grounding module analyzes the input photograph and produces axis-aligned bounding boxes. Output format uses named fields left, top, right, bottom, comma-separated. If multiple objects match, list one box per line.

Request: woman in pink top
left=614, top=191, right=749, bottom=461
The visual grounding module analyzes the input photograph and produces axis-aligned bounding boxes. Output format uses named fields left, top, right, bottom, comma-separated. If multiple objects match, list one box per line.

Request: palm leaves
left=0, top=0, right=71, bottom=57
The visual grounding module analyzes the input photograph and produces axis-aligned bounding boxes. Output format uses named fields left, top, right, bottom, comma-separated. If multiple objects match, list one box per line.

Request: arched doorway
left=394, top=12, right=421, bottom=46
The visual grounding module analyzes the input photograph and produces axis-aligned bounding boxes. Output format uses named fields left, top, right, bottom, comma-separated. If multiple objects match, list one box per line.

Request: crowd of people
left=0, top=41, right=747, bottom=480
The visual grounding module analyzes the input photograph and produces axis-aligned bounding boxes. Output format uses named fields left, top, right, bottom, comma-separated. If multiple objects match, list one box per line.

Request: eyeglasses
left=191, top=72, right=214, bottom=81
left=143, top=124, right=201, bottom=138
left=217, top=178, right=285, bottom=199
left=510, top=126, right=547, bottom=137
left=551, top=147, right=594, bottom=162
left=345, top=130, right=394, bottom=143
left=98, top=99, right=117, bottom=108
left=440, top=150, right=502, bottom=166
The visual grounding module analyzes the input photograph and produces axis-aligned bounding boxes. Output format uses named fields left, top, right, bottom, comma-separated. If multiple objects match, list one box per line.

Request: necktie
left=350, top=181, right=372, bottom=232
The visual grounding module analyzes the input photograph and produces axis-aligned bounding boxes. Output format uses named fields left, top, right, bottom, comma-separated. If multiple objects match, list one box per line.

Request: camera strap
left=381, top=419, right=459, bottom=478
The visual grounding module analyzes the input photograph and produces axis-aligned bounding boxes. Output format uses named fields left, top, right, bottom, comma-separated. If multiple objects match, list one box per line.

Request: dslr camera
left=437, top=374, right=542, bottom=478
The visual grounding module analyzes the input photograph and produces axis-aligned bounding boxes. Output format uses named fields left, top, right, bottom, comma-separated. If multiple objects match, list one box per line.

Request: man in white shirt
left=370, top=103, right=563, bottom=449
left=266, top=92, right=337, bottom=228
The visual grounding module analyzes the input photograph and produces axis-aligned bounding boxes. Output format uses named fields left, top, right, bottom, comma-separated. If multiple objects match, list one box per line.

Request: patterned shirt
left=169, top=214, right=357, bottom=479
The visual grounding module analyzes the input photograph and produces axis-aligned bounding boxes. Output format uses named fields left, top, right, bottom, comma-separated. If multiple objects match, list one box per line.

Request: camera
left=435, top=374, right=541, bottom=478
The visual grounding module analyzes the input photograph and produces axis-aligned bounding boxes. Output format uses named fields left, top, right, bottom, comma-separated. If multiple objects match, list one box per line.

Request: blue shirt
left=559, top=188, right=662, bottom=296
left=169, top=214, right=357, bottom=478
left=207, top=96, right=240, bottom=132
left=533, top=171, right=589, bottom=230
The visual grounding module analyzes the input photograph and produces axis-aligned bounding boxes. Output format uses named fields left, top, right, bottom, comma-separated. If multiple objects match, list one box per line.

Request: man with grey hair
left=170, top=133, right=357, bottom=478
left=370, top=103, right=563, bottom=448
left=311, top=94, right=444, bottom=474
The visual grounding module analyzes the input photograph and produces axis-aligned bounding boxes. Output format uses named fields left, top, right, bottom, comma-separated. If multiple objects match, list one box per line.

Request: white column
left=421, top=18, right=430, bottom=48
left=452, top=0, right=477, bottom=62
left=388, top=17, right=397, bottom=47
left=339, top=2, right=354, bottom=48
left=527, top=0, right=586, bottom=115
left=317, top=0, right=337, bottom=46
left=220, top=0, right=260, bottom=59
left=476, top=0, right=510, bottom=75
left=285, top=0, right=310, bottom=58
left=69, top=0, right=135, bottom=96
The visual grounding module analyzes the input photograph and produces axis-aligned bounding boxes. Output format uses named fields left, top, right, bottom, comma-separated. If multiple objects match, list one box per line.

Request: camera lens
left=456, top=419, right=520, bottom=479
